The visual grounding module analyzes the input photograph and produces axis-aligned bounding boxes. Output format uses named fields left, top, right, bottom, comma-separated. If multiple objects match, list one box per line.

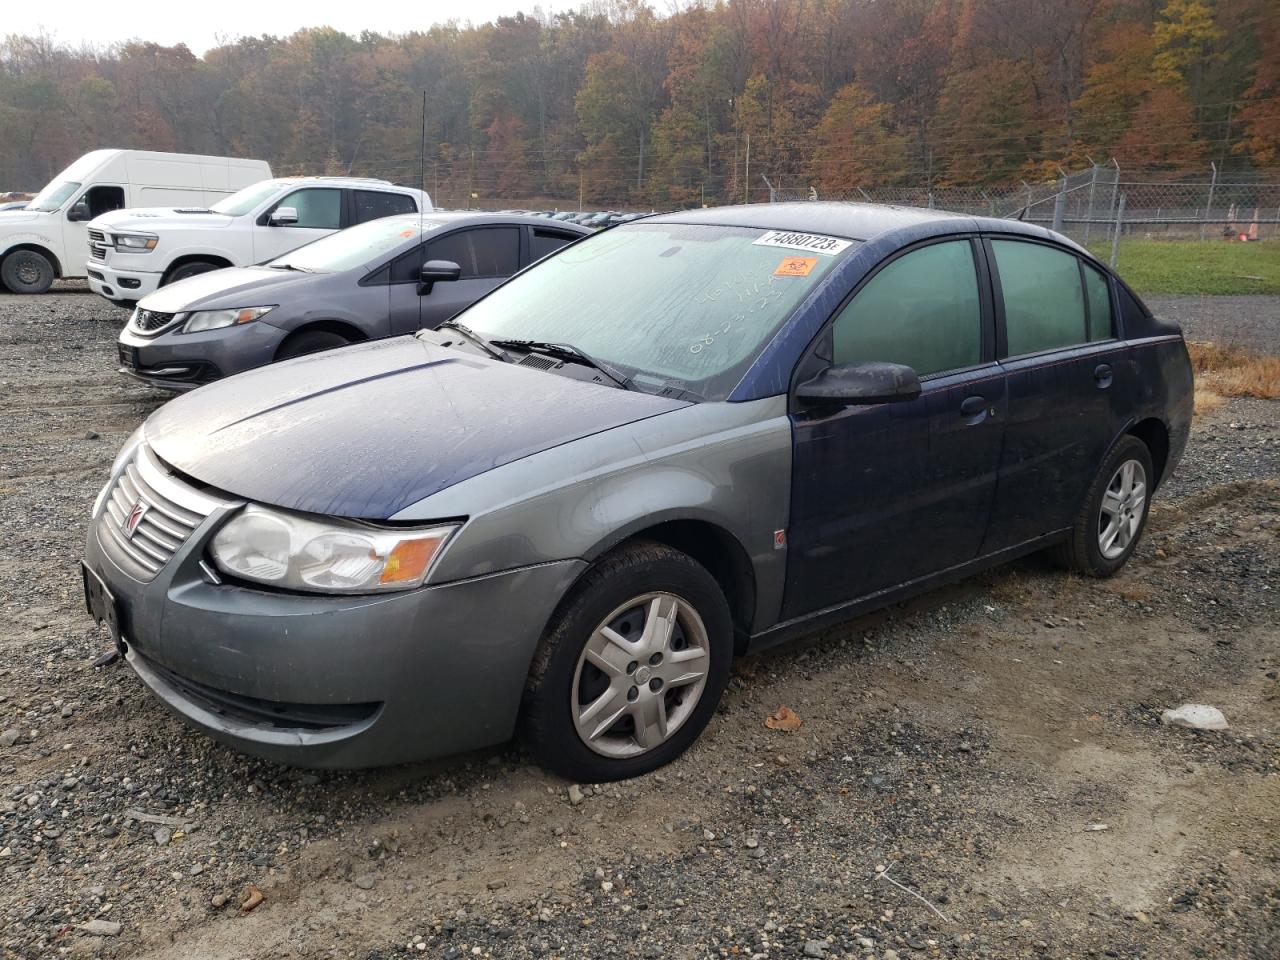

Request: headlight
left=183, top=306, right=276, bottom=333
left=112, top=233, right=158, bottom=251
left=209, top=505, right=458, bottom=594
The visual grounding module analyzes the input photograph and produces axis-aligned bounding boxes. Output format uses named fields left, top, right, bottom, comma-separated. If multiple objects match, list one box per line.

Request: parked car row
left=498, top=209, right=649, bottom=228
left=117, top=211, right=588, bottom=389
left=1, top=150, right=272, bottom=294
left=81, top=199, right=1194, bottom=784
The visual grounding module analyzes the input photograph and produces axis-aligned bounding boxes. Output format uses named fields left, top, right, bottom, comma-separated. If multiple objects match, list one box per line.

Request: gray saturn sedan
left=115, top=211, right=589, bottom=390
left=83, top=203, right=1192, bottom=782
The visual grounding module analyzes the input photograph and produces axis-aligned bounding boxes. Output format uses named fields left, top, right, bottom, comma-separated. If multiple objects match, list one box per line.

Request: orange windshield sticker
left=774, top=256, right=818, bottom=278
left=400, top=228, right=416, bottom=237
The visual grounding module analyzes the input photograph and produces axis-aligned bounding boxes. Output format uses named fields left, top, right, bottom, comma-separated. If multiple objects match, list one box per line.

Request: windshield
left=459, top=222, right=857, bottom=400
left=270, top=217, right=434, bottom=273
left=27, top=181, right=81, bottom=212
left=210, top=180, right=283, bottom=216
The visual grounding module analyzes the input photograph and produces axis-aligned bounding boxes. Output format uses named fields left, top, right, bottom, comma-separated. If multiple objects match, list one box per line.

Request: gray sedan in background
left=115, top=212, right=590, bottom=390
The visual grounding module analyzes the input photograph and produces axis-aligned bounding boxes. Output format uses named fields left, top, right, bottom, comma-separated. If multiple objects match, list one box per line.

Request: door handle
left=1094, top=363, right=1113, bottom=387
left=960, top=395, right=987, bottom=420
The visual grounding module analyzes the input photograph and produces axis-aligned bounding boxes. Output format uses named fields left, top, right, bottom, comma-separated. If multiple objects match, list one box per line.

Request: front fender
left=398, top=397, right=794, bottom=632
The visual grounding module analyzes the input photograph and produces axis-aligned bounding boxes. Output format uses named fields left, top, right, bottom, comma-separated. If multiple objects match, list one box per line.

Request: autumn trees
left=0, top=0, right=1276, bottom=206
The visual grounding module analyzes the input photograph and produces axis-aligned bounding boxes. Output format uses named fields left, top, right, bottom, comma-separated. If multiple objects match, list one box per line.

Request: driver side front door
left=782, top=237, right=1006, bottom=620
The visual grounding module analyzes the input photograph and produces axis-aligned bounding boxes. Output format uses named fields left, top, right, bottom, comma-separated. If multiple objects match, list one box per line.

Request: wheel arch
left=274, top=319, right=369, bottom=359
left=1127, top=417, right=1170, bottom=488
left=584, top=515, right=757, bottom=654
left=161, top=254, right=233, bottom=285
left=1, top=243, right=63, bottom=278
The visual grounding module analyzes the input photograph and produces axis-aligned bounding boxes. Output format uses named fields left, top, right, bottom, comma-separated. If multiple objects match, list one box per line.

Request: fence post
left=1052, top=177, right=1066, bottom=233
left=1106, top=159, right=1120, bottom=243
left=1200, top=161, right=1217, bottom=241
left=1083, top=164, right=1099, bottom=245
left=1109, top=193, right=1126, bottom=270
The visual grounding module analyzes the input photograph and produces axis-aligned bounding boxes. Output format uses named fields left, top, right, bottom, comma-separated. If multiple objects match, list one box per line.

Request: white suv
left=86, top=177, right=431, bottom=303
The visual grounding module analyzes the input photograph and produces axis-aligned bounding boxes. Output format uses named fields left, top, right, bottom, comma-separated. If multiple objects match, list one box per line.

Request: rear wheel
left=1053, top=435, right=1154, bottom=577
left=522, top=542, right=733, bottom=782
left=1, top=250, right=55, bottom=294
left=164, top=260, right=222, bottom=285
left=276, top=329, right=352, bottom=361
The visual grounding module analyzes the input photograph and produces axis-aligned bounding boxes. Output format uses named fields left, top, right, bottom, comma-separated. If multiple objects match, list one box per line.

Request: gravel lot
left=1, top=288, right=1277, bottom=960
left=1146, top=294, right=1280, bottom=354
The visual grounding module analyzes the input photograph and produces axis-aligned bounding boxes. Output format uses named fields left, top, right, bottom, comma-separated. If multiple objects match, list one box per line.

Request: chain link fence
left=768, top=163, right=1280, bottom=266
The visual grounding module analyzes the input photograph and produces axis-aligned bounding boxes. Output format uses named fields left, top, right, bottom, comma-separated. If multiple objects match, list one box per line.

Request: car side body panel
left=395, top=396, right=793, bottom=634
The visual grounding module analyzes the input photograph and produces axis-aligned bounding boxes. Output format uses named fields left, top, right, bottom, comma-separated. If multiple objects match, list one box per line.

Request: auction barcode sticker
left=752, top=230, right=853, bottom=256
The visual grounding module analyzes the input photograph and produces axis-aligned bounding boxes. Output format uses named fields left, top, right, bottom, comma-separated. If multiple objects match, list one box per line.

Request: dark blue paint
left=146, top=336, right=686, bottom=519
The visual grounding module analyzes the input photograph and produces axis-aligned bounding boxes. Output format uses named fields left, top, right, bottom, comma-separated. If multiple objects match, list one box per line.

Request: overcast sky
left=8, top=1, right=561, bottom=54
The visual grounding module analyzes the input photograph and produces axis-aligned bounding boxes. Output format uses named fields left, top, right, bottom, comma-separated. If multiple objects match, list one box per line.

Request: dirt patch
left=1, top=291, right=1277, bottom=960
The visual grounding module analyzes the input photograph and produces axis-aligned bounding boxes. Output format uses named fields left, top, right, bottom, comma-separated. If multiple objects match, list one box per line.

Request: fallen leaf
left=240, top=884, right=264, bottom=913
left=764, top=706, right=802, bottom=732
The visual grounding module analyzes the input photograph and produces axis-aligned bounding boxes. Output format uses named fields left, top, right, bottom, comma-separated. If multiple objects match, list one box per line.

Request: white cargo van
left=0, top=150, right=270, bottom=294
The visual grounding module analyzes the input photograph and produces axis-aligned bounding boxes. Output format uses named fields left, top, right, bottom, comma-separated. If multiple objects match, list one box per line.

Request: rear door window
left=1083, top=263, right=1114, bottom=341
left=354, top=190, right=417, bottom=224
left=529, top=228, right=579, bottom=263
left=991, top=239, right=1087, bottom=356
left=831, top=239, right=983, bottom=377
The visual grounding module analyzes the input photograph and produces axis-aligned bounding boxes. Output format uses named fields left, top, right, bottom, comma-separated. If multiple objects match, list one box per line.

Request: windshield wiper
left=490, top=339, right=637, bottom=391
left=267, top=262, right=312, bottom=272
left=437, top=320, right=509, bottom=362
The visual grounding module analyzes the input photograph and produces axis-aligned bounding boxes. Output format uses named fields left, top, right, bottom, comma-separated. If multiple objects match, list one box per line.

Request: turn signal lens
left=380, top=538, right=441, bottom=585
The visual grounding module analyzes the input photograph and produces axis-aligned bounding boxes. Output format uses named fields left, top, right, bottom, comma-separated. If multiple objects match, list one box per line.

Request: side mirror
left=795, top=361, right=921, bottom=406
left=67, top=200, right=91, bottom=222
left=269, top=206, right=298, bottom=226
left=418, top=259, right=461, bottom=295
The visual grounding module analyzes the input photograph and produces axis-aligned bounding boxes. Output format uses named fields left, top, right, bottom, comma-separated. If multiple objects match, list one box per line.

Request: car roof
left=649, top=201, right=971, bottom=242
left=382, top=211, right=592, bottom=232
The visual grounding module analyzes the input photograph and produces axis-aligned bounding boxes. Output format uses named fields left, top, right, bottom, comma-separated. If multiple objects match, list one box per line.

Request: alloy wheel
left=1097, top=458, right=1147, bottom=560
left=571, top=592, right=710, bottom=758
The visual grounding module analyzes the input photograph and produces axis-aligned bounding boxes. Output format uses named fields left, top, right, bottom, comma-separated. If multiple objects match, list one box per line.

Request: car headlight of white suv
left=210, top=505, right=458, bottom=594
left=112, top=232, right=158, bottom=251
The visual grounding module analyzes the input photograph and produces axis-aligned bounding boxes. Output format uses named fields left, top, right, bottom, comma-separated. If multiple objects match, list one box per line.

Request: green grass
left=1087, top=239, right=1280, bottom=296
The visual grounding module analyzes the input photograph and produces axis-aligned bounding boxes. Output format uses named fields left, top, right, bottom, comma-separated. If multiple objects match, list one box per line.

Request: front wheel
left=164, top=260, right=221, bottom=285
left=1053, top=435, right=1154, bottom=577
left=1, top=250, right=55, bottom=294
left=522, top=542, right=733, bottom=782
left=275, top=329, right=352, bottom=361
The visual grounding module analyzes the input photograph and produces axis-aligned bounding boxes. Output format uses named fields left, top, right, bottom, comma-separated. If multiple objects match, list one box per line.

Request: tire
left=1, top=250, right=55, bottom=294
left=276, top=329, right=352, bottom=361
left=1052, top=435, right=1154, bottom=577
left=522, top=541, right=733, bottom=783
left=164, top=261, right=221, bottom=285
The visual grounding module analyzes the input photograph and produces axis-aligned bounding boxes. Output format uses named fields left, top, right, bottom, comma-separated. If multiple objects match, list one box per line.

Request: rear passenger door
left=386, top=226, right=522, bottom=334
left=980, top=237, right=1132, bottom=552
left=351, top=189, right=418, bottom=225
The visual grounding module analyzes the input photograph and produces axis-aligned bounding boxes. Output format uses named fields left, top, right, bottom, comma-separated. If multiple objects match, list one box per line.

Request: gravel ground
left=1, top=289, right=1277, bottom=960
left=1146, top=294, right=1280, bottom=353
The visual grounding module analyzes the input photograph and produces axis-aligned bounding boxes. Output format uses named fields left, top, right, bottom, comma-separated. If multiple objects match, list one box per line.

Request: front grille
left=97, top=445, right=229, bottom=580
left=145, top=656, right=380, bottom=732
left=88, top=228, right=108, bottom=263
left=132, top=308, right=177, bottom=335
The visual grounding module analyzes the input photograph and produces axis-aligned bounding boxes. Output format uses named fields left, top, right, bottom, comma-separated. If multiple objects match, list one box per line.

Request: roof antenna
left=417, top=90, right=427, bottom=332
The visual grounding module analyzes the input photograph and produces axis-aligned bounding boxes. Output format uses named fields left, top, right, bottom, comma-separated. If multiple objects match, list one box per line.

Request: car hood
left=0, top=209, right=40, bottom=224
left=91, top=207, right=235, bottom=232
left=145, top=336, right=687, bottom=519
left=139, top=265, right=319, bottom=312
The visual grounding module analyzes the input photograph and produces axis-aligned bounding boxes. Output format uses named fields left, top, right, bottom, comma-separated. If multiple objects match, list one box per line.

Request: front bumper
left=87, top=260, right=163, bottom=301
left=83, top=452, right=586, bottom=768
left=118, top=321, right=286, bottom=391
